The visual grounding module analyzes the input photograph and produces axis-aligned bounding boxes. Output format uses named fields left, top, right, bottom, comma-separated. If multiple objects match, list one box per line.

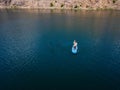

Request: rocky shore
left=0, top=0, right=120, bottom=10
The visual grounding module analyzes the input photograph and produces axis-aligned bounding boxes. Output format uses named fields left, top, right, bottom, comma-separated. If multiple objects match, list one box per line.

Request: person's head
left=74, top=40, right=76, bottom=42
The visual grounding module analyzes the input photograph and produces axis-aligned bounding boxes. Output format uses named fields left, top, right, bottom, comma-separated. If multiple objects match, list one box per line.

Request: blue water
left=0, top=9, right=120, bottom=90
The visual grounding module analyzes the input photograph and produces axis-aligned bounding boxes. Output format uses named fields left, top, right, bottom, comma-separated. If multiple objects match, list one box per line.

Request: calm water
left=0, top=9, right=120, bottom=90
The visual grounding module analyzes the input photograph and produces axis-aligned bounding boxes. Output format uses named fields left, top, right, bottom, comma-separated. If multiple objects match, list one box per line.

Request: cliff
left=0, top=0, right=120, bottom=10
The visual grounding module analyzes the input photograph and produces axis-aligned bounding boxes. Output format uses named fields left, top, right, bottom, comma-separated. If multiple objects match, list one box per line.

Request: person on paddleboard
left=73, top=40, right=78, bottom=49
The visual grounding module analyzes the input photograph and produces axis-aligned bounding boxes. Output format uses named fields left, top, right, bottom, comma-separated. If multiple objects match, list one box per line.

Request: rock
left=0, top=0, right=119, bottom=9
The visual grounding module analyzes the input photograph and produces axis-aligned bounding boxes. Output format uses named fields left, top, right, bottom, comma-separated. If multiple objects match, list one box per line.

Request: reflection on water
left=0, top=9, right=120, bottom=90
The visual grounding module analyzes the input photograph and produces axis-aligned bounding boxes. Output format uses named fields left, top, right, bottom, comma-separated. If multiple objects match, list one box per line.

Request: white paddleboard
left=72, top=46, right=78, bottom=54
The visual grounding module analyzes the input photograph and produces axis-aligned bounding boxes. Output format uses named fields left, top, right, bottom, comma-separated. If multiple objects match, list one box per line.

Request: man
left=73, top=40, right=78, bottom=48
left=72, top=40, right=78, bottom=54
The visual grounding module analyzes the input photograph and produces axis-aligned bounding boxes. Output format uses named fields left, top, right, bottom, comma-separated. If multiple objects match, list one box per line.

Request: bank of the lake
left=0, top=0, right=120, bottom=10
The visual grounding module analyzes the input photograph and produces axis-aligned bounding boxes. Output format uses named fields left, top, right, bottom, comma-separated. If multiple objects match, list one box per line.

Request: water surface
left=0, top=9, right=120, bottom=90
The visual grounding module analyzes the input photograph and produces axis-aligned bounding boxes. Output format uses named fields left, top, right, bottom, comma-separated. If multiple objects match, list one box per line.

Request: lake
left=0, top=9, right=120, bottom=90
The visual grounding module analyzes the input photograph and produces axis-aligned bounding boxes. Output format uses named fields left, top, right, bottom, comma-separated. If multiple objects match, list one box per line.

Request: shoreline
left=0, top=6, right=119, bottom=10
left=0, top=0, right=120, bottom=10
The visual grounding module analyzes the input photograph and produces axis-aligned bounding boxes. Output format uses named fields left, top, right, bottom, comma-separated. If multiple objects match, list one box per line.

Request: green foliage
left=86, top=5, right=89, bottom=8
left=74, top=5, right=78, bottom=8
left=50, top=2, right=54, bottom=7
left=55, top=0, right=57, bottom=3
left=61, top=4, right=64, bottom=8
left=10, top=5, right=17, bottom=9
left=113, top=0, right=117, bottom=3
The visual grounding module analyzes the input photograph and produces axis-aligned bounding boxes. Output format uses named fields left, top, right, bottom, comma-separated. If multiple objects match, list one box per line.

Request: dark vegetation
left=50, top=2, right=54, bottom=7
left=113, top=0, right=117, bottom=3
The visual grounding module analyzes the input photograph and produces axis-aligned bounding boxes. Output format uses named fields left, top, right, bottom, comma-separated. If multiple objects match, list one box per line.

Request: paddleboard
left=72, top=46, right=78, bottom=54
